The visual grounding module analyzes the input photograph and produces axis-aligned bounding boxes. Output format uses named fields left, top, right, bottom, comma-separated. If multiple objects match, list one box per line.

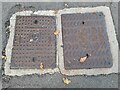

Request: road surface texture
left=1, top=2, right=119, bottom=88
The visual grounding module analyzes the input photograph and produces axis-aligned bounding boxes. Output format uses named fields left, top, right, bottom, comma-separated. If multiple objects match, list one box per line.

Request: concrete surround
left=5, top=6, right=118, bottom=76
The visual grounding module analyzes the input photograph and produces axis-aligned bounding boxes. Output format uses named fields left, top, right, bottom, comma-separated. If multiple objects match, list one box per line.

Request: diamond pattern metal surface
left=61, top=12, right=113, bottom=69
left=10, top=16, right=56, bottom=69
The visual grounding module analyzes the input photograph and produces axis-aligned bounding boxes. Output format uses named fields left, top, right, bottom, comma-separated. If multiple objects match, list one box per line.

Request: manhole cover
left=61, top=12, right=113, bottom=69
left=10, top=16, right=56, bottom=69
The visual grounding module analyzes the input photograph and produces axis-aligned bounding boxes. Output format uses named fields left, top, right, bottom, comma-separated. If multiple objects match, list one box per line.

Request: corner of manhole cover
left=58, top=6, right=118, bottom=76
left=5, top=6, right=118, bottom=76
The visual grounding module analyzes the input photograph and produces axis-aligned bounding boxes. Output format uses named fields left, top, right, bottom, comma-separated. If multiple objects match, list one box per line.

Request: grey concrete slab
left=2, top=73, right=118, bottom=88
left=2, top=2, right=119, bottom=88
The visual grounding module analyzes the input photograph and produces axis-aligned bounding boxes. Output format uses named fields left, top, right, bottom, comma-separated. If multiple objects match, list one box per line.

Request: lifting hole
left=32, top=57, right=36, bottom=62
left=108, top=62, right=110, bottom=65
left=34, top=20, right=38, bottom=24
left=82, top=21, right=85, bottom=25
left=86, top=53, right=90, bottom=58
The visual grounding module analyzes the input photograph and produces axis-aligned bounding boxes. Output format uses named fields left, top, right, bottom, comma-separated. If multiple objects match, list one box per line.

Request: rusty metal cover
left=61, top=12, right=113, bottom=69
left=10, top=16, right=56, bottom=69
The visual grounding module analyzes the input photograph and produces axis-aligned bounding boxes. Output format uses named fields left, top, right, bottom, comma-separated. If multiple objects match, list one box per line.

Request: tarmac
left=1, top=2, right=119, bottom=88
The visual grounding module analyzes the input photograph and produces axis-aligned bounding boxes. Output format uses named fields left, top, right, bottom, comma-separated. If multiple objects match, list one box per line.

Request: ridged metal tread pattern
left=61, top=12, right=113, bottom=69
left=10, top=16, right=56, bottom=69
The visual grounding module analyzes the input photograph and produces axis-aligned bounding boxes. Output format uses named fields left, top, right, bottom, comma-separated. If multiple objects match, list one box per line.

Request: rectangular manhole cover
left=10, top=16, right=56, bottom=69
left=61, top=12, right=113, bottom=69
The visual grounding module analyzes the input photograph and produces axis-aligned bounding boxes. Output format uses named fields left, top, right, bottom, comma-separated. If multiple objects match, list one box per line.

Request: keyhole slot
left=86, top=53, right=90, bottom=58
left=82, top=21, right=85, bottom=24
left=32, top=57, right=36, bottom=62
left=34, top=20, right=38, bottom=24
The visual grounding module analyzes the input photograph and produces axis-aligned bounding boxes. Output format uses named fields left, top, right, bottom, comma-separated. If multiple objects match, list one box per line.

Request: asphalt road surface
left=1, top=2, right=119, bottom=88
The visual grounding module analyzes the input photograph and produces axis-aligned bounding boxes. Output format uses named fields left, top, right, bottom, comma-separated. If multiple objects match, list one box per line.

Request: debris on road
left=63, top=77, right=71, bottom=84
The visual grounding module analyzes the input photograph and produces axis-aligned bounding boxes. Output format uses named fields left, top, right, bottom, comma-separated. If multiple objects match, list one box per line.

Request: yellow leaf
left=63, top=78, right=71, bottom=84
left=79, top=54, right=91, bottom=63
left=40, top=63, right=44, bottom=70
left=80, top=56, right=87, bottom=63
left=2, top=56, right=7, bottom=60
left=54, top=30, right=60, bottom=36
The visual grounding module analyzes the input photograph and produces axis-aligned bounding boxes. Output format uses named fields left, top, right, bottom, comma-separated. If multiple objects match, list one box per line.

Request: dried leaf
left=63, top=78, right=71, bottom=84
left=2, top=56, right=7, bottom=60
left=54, top=30, right=60, bottom=36
left=40, top=63, right=44, bottom=70
left=80, top=56, right=87, bottom=63
left=2, top=50, right=5, bottom=53
left=54, top=9, right=59, bottom=14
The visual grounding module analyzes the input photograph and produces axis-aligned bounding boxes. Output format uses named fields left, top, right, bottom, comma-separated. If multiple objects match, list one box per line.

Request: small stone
left=30, top=39, right=33, bottom=42
left=80, top=56, right=87, bottom=63
left=65, top=3, right=69, bottom=7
